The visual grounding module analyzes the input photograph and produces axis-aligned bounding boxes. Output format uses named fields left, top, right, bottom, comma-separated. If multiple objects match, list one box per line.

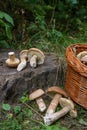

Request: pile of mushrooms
left=5, top=48, right=45, bottom=71
left=29, top=86, right=77, bottom=126
left=77, top=51, right=87, bottom=65
left=17, top=48, right=45, bottom=71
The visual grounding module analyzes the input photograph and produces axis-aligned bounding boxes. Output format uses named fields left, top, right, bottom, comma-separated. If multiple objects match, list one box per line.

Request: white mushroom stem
left=17, top=60, right=27, bottom=71
left=44, top=106, right=70, bottom=126
left=30, top=55, right=38, bottom=68
left=8, top=52, right=15, bottom=61
left=46, top=94, right=62, bottom=115
left=36, top=97, right=46, bottom=112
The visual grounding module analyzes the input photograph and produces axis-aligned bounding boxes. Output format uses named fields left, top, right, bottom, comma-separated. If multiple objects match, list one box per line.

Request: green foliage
left=0, top=11, right=14, bottom=48
left=0, top=0, right=86, bottom=49
left=21, top=95, right=29, bottom=103
left=13, top=106, right=21, bottom=114
left=2, top=103, right=11, bottom=111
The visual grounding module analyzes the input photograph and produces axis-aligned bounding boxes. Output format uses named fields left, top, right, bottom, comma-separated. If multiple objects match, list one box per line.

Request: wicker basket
left=65, top=44, right=87, bottom=109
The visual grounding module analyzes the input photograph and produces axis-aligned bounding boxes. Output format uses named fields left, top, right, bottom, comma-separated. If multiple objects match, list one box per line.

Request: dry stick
left=23, top=102, right=43, bottom=118
left=54, top=66, right=59, bottom=85
left=45, top=92, right=53, bottom=99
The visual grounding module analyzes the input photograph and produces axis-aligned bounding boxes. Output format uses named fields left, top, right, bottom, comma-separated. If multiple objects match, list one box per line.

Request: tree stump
left=0, top=49, right=66, bottom=104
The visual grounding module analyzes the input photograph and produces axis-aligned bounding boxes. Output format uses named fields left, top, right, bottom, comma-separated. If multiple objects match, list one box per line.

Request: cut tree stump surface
left=0, top=49, right=66, bottom=104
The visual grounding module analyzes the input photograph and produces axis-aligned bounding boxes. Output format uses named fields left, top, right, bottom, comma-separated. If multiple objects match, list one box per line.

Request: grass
left=0, top=93, right=87, bottom=130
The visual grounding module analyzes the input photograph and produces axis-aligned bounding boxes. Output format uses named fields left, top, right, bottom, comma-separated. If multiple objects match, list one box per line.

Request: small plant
left=0, top=11, right=14, bottom=48
left=21, top=95, right=29, bottom=103
left=13, top=106, right=21, bottom=114
left=2, top=103, right=11, bottom=111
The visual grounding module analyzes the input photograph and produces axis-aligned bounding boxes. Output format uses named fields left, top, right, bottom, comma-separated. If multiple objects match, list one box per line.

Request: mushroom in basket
left=77, top=51, right=87, bottom=65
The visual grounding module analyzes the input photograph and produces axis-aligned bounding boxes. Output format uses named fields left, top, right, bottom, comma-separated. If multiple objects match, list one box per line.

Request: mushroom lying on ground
left=6, top=52, right=20, bottom=67
left=44, top=98, right=77, bottom=126
left=46, top=86, right=68, bottom=116
left=29, top=89, right=46, bottom=112
left=17, top=50, right=28, bottom=71
left=46, top=86, right=68, bottom=98
left=27, top=48, right=45, bottom=68
left=46, top=94, right=62, bottom=116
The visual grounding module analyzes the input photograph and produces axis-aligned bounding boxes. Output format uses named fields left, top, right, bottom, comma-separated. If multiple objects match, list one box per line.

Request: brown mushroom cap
left=29, top=89, right=45, bottom=100
left=59, top=98, right=74, bottom=110
left=27, top=48, right=45, bottom=65
left=20, top=50, right=28, bottom=61
left=46, top=86, right=68, bottom=98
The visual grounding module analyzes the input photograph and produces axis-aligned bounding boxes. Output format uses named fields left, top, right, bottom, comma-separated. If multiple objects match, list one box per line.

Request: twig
left=23, top=102, right=43, bottom=118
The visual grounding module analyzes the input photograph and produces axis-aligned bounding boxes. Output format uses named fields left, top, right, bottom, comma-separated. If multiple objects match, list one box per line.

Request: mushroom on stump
left=6, top=52, right=20, bottom=67
left=45, top=86, right=68, bottom=116
left=17, top=50, right=28, bottom=71
left=44, top=98, right=77, bottom=126
left=27, top=48, right=45, bottom=68
left=29, top=89, right=46, bottom=112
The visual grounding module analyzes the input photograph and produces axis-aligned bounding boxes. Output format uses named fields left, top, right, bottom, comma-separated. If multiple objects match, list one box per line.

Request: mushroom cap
left=6, top=58, right=20, bottom=67
left=27, top=48, right=45, bottom=65
left=29, top=89, right=45, bottom=100
left=77, top=51, right=87, bottom=59
left=20, top=50, right=28, bottom=60
left=46, top=86, right=68, bottom=98
left=80, top=55, right=87, bottom=63
left=69, top=108, right=77, bottom=118
left=59, top=98, right=74, bottom=110
left=8, top=52, right=15, bottom=56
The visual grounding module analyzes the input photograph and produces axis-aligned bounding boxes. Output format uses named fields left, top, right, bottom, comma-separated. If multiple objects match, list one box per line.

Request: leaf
left=21, top=95, right=29, bottom=103
left=4, top=13, right=14, bottom=26
left=0, top=40, right=9, bottom=48
left=5, top=25, right=12, bottom=40
left=0, top=19, right=6, bottom=27
left=0, top=11, right=14, bottom=26
left=0, top=11, right=4, bottom=18
left=71, top=0, right=78, bottom=4
left=79, top=119, right=87, bottom=126
left=14, top=106, right=21, bottom=114
left=2, top=103, right=11, bottom=111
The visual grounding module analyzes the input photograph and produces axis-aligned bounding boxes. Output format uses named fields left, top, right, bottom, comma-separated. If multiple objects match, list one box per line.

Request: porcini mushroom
left=77, top=51, right=87, bottom=59
left=46, top=94, right=62, bottom=116
left=80, top=55, right=87, bottom=65
left=46, top=86, right=68, bottom=116
left=29, top=89, right=46, bottom=112
left=46, top=86, right=68, bottom=98
left=44, top=98, right=77, bottom=126
left=27, top=48, right=45, bottom=68
left=17, top=50, right=28, bottom=71
left=5, top=52, right=20, bottom=67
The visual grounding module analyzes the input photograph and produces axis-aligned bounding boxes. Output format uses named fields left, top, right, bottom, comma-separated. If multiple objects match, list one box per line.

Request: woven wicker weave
left=65, top=44, right=87, bottom=109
